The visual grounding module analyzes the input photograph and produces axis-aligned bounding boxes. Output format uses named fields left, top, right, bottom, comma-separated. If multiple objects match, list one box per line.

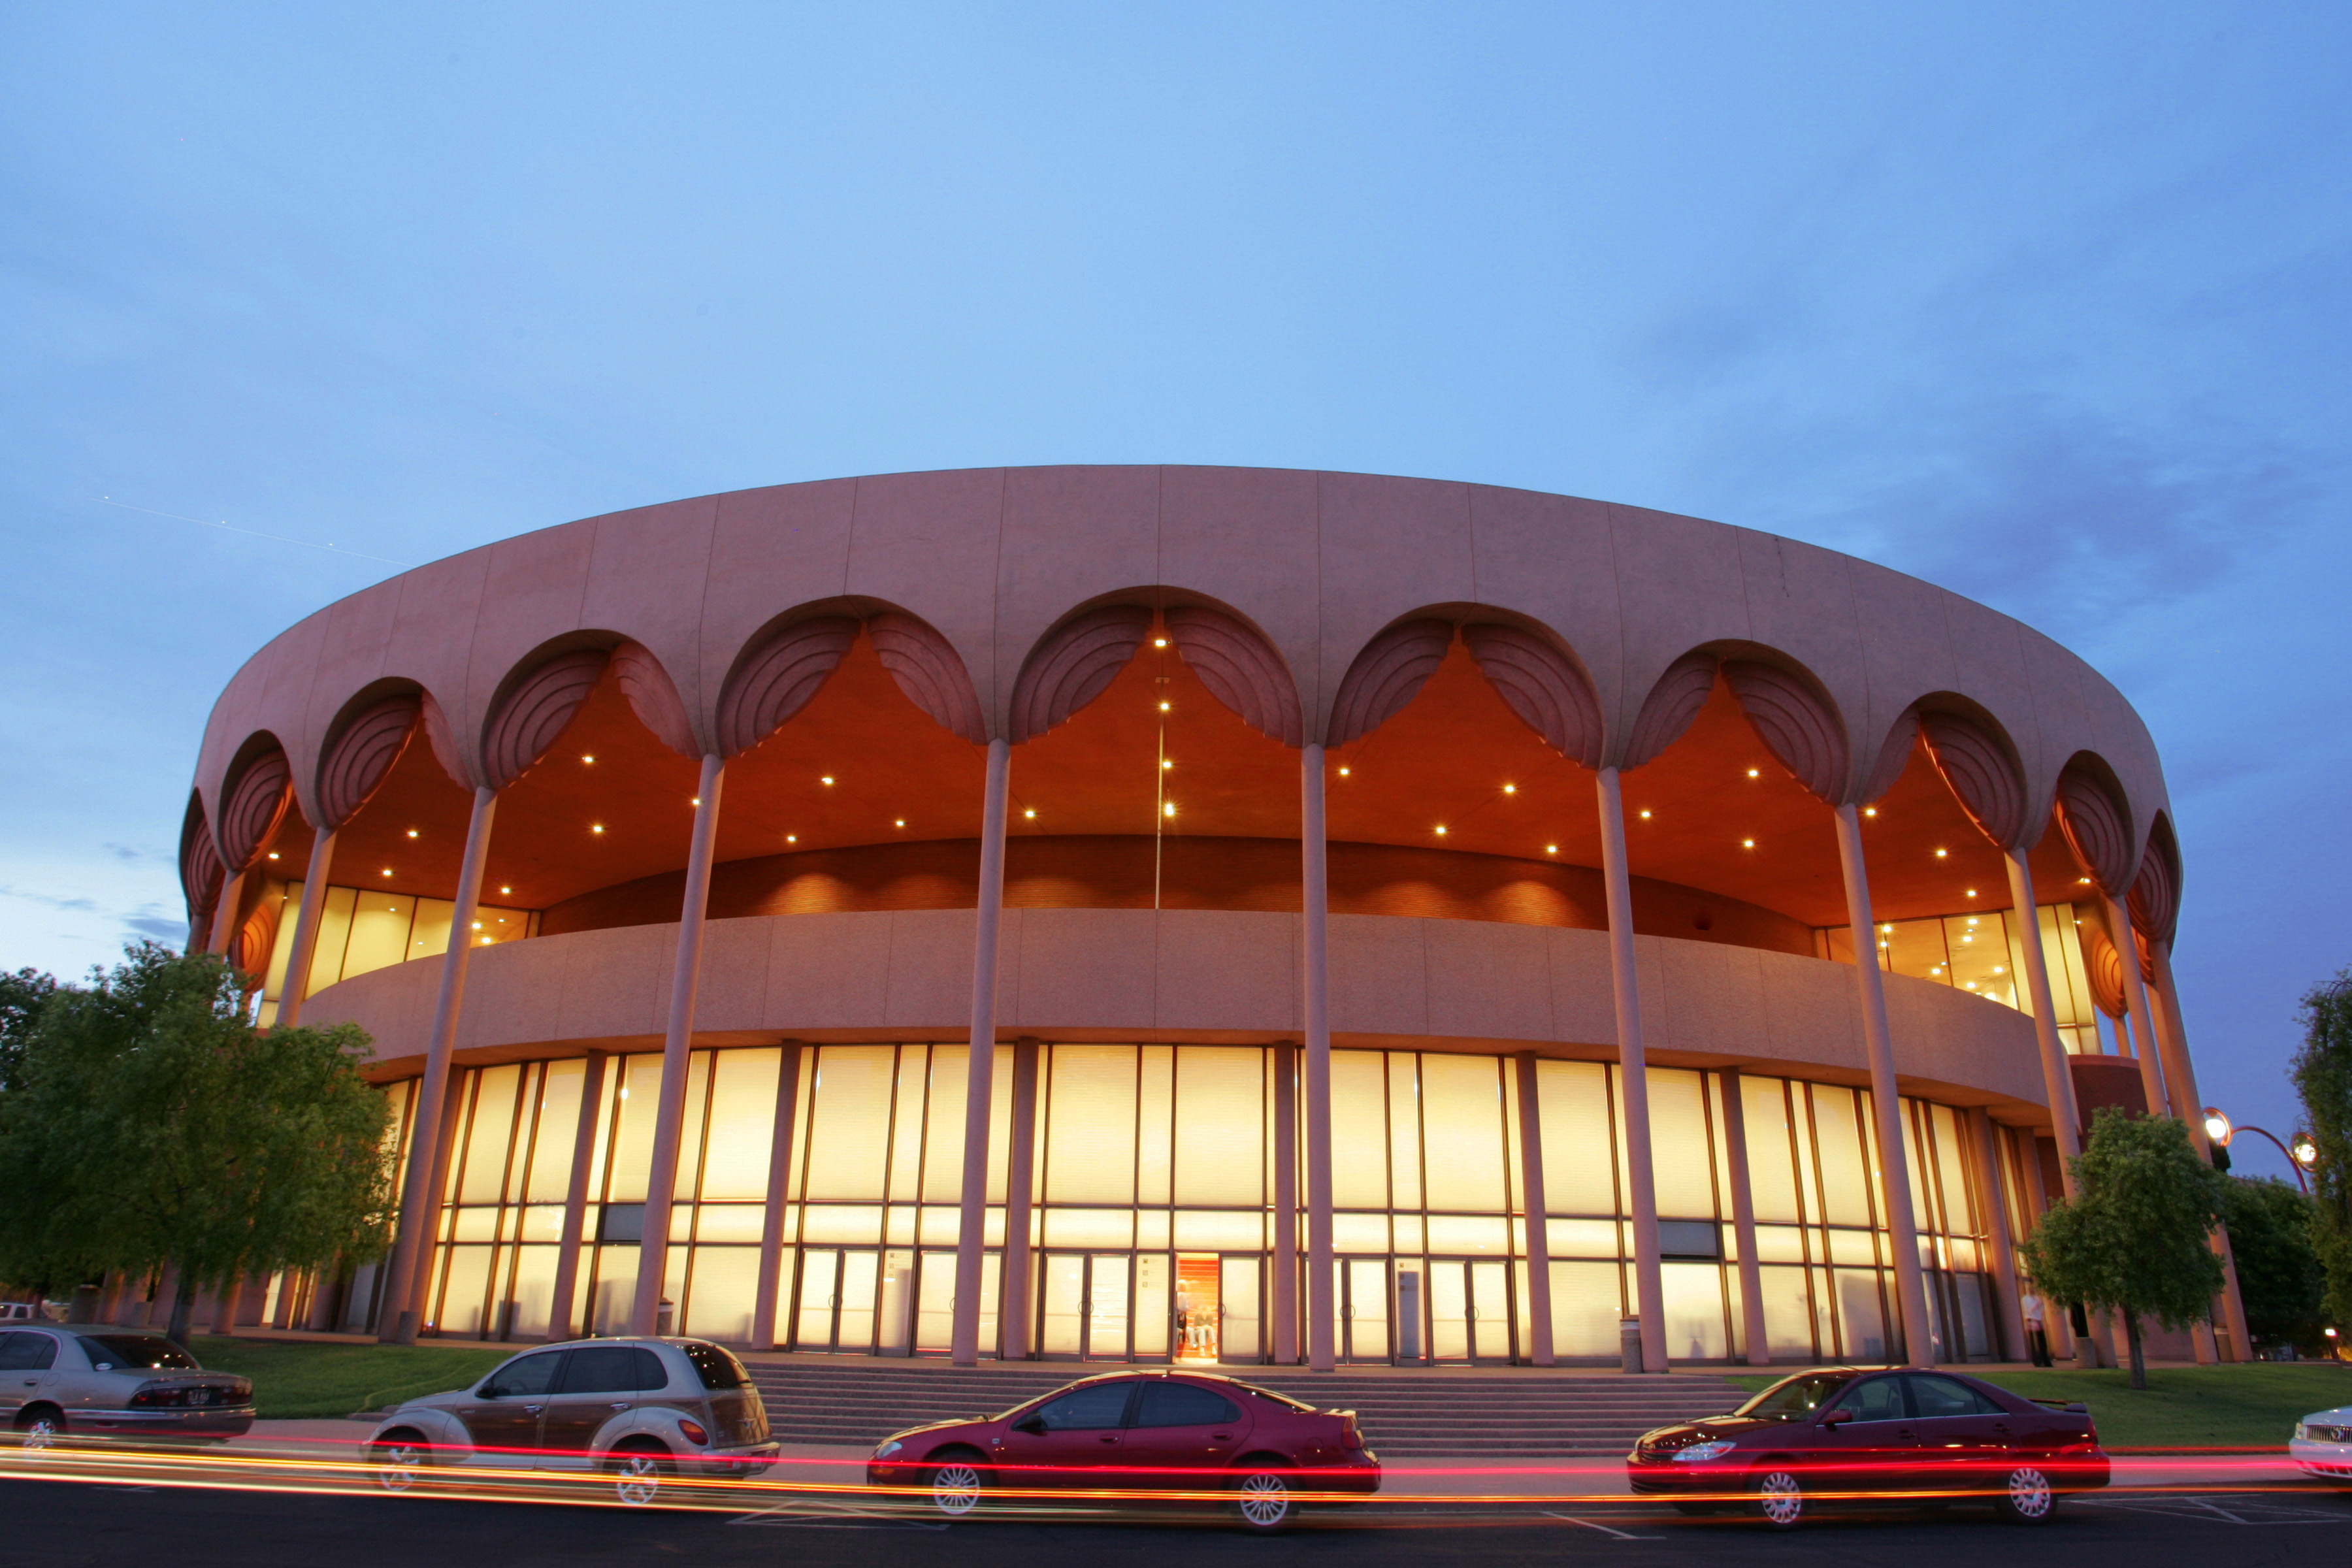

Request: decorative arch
left=178, top=794, right=224, bottom=919
left=230, top=899, right=280, bottom=980
left=611, top=641, right=698, bottom=760
left=1861, top=711, right=1919, bottom=805
left=483, top=646, right=611, bottom=791
left=716, top=614, right=861, bottom=759
left=1723, top=659, right=1849, bottom=803
left=1328, top=618, right=1454, bottom=748
left=218, top=744, right=293, bottom=872
left=2083, top=924, right=2127, bottom=1019
left=317, top=689, right=421, bottom=830
left=2129, top=813, right=2181, bottom=947
left=869, top=612, right=987, bottom=743
left=1620, top=653, right=1718, bottom=770
left=2055, top=755, right=2136, bottom=896
left=1166, top=602, right=1301, bottom=747
left=1463, top=621, right=1603, bottom=768
left=1009, top=604, right=1154, bottom=745
left=1918, top=705, right=2029, bottom=849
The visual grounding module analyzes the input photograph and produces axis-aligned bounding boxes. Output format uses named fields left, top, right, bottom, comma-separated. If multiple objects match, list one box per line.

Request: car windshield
left=1733, top=1373, right=1854, bottom=1420
left=85, top=1335, right=199, bottom=1370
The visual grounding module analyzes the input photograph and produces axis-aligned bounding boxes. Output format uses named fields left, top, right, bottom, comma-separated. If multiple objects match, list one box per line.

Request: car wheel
left=14, top=1407, right=63, bottom=1454
left=1230, top=1463, right=1294, bottom=1532
left=926, top=1449, right=988, bottom=1518
left=1752, top=1467, right=1805, bottom=1529
left=371, top=1429, right=436, bottom=1492
left=608, top=1443, right=672, bottom=1507
left=1993, top=1465, right=2058, bottom=1525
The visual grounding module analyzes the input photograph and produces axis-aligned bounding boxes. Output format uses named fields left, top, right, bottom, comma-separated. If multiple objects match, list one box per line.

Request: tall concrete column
left=1970, top=1110, right=2029, bottom=1362
left=2004, top=851, right=2083, bottom=1191
left=751, top=1043, right=804, bottom=1350
left=1720, top=1069, right=1771, bottom=1366
left=1272, top=1041, right=1299, bottom=1364
left=1300, top=744, right=1335, bottom=1373
left=2104, top=894, right=2169, bottom=1118
left=1513, top=1052, right=1555, bottom=1367
left=274, top=828, right=336, bottom=1028
left=951, top=737, right=1011, bottom=1365
left=1595, top=766, right=1667, bottom=1373
left=382, top=785, right=497, bottom=1343
left=1831, top=802, right=1936, bottom=1367
left=2148, top=942, right=2252, bottom=1361
left=546, top=1051, right=608, bottom=1341
left=2014, top=1141, right=2074, bottom=1362
left=633, top=754, right=727, bottom=1335
left=206, top=870, right=246, bottom=956
left=999, top=1038, right=1042, bottom=1360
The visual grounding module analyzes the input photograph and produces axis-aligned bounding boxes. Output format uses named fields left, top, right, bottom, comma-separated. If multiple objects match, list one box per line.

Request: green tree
left=0, top=965, right=59, bottom=1096
left=2292, top=969, right=2352, bottom=1328
left=2221, top=1177, right=2327, bottom=1350
left=2018, top=1107, right=2229, bottom=1388
left=0, top=943, right=395, bottom=1340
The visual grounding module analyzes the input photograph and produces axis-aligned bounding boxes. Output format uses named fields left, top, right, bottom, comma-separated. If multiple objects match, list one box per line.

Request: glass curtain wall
left=250, top=881, right=540, bottom=1026
left=1822, top=903, right=2103, bottom=1054
left=406, top=1045, right=2001, bottom=1365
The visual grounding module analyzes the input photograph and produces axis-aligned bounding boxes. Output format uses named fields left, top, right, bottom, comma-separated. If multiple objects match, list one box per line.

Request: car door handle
left=610, top=1402, right=630, bottom=1411
left=1098, top=1435, right=1119, bottom=1444
left=525, top=1405, right=544, bottom=1414
left=1211, top=1433, right=1232, bottom=1441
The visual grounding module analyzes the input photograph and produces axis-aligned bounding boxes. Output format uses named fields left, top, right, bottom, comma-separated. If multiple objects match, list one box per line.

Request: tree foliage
left=0, top=965, right=59, bottom=1096
left=2291, top=968, right=2352, bottom=1328
left=0, top=944, right=395, bottom=1338
left=2221, top=1177, right=2327, bottom=1349
left=2019, top=1107, right=2229, bottom=1388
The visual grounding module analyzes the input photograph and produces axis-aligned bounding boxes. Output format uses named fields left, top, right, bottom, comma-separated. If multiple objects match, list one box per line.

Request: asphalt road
left=5, top=1475, right=2349, bottom=1568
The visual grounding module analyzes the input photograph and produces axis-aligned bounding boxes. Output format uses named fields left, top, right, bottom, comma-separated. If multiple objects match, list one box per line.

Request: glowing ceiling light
left=1434, top=825, right=1447, bottom=836
left=1965, top=889, right=1977, bottom=897
left=821, top=776, right=834, bottom=786
left=690, top=796, right=701, bottom=806
left=471, top=921, right=482, bottom=930
left=1638, top=809, right=1652, bottom=819
left=1164, top=802, right=1177, bottom=818
left=1502, top=784, right=1516, bottom=794
left=1746, top=768, right=1759, bottom=778
left=1153, top=636, right=1168, bottom=648
left=591, top=825, right=604, bottom=834
left=1159, top=701, right=1171, bottom=711
left=267, top=852, right=280, bottom=860
left=1993, top=965, right=2006, bottom=974
left=1935, top=849, right=1948, bottom=858
left=1337, top=766, right=1350, bottom=776
left=1966, top=917, right=1979, bottom=926
left=895, top=819, right=906, bottom=828
left=406, top=828, right=419, bottom=838
left=1023, top=808, right=1037, bottom=819
left=1741, top=838, right=1756, bottom=849
left=500, top=887, right=510, bottom=895
left=1864, top=807, right=1878, bottom=817
left=1161, top=759, right=1173, bottom=770
left=1545, top=845, right=1558, bottom=855
left=382, top=869, right=393, bottom=877
left=2078, top=877, right=2092, bottom=885
left=581, top=755, right=594, bottom=763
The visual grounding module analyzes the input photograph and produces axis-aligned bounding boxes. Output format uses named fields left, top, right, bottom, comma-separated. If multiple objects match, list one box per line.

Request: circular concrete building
left=182, top=466, right=2225, bottom=1369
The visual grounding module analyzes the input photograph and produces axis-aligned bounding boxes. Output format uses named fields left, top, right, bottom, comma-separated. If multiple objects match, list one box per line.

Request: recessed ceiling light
left=1741, top=838, right=1756, bottom=849
left=1638, top=809, right=1652, bottom=819
left=267, top=852, right=280, bottom=860
left=1544, top=845, right=1558, bottom=855
left=382, top=868, right=393, bottom=877
left=1161, top=759, right=1173, bottom=770
left=690, top=796, right=700, bottom=806
left=591, top=825, right=604, bottom=834
left=1502, top=784, right=1516, bottom=794
left=1746, top=768, right=1759, bottom=778
left=1935, top=849, right=1948, bottom=858
left=406, top=828, right=419, bottom=838
left=1024, top=808, right=1037, bottom=819
left=1337, top=766, right=1350, bottom=776
left=821, top=776, right=834, bottom=786
left=1434, top=825, right=1447, bottom=836
left=1153, top=637, right=1168, bottom=648
left=786, top=834, right=797, bottom=843
left=1864, top=807, right=1878, bottom=817
left=1965, top=889, right=1976, bottom=897
left=1159, top=701, right=1171, bottom=712
left=1164, top=802, right=1177, bottom=817
left=500, top=887, right=511, bottom=895
left=581, top=755, right=594, bottom=763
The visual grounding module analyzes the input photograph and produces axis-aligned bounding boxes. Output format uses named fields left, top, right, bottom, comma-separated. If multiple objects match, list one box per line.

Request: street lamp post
left=2202, top=1108, right=2319, bottom=1194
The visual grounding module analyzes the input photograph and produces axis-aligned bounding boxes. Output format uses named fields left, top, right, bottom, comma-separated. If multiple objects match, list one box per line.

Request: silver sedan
left=1, top=1324, right=254, bottom=1447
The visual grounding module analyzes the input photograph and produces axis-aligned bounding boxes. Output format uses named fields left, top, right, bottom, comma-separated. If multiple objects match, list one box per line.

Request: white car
left=2290, top=1405, right=2352, bottom=1479
left=366, top=1337, right=777, bottom=1505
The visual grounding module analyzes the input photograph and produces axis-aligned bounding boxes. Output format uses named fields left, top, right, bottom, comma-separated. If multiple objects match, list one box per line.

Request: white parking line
left=729, top=1500, right=948, bottom=1531
left=1541, top=1512, right=1665, bottom=1540
left=2077, top=1494, right=2349, bottom=1526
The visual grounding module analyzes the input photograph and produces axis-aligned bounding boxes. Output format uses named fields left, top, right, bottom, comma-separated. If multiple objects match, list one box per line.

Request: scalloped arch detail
left=318, top=696, right=419, bottom=830
left=180, top=807, right=224, bottom=917
left=1009, top=605, right=1153, bottom=745
left=2055, top=762, right=2136, bottom=895
left=716, top=616, right=859, bottom=758
left=870, top=612, right=986, bottom=743
left=1863, top=712, right=1919, bottom=805
left=2083, top=926, right=2127, bottom=1019
left=1166, top=605, right=1301, bottom=747
left=1621, top=653, right=1718, bottom=770
left=1328, top=619, right=1454, bottom=747
left=2129, top=823, right=2180, bottom=946
left=219, top=751, right=293, bottom=872
left=230, top=900, right=280, bottom=980
left=1463, top=623, right=1601, bottom=768
left=1921, top=711, right=2027, bottom=849
left=484, top=649, right=609, bottom=790
left=612, top=642, right=698, bottom=760
left=1725, top=661, right=1849, bottom=802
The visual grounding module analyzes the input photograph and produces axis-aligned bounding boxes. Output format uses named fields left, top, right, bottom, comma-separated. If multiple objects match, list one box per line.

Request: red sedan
left=866, top=1370, right=1379, bottom=1529
left=1627, top=1366, right=2109, bottom=1527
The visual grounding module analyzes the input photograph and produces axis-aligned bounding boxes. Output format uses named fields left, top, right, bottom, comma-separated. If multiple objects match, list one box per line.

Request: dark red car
left=1627, top=1366, right=2108, bottom=1527
left=865, top=1370, right=1379, bottom=1529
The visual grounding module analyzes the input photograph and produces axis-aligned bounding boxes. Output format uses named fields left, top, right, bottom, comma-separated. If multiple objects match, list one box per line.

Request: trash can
left=656, top=1298, right=676, bottom=1337
left=1620, top=1315, right=1644, bottom=1374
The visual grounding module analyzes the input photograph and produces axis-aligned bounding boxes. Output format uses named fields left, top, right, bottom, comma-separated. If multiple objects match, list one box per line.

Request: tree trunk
left=165, top=1270, right=197, bottom=1344
left=2123, top=1309, right=2146, bottom=1390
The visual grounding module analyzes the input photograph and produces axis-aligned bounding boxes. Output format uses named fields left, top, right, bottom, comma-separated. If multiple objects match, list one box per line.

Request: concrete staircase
left=745, top=1361, right=1751, bottom=1456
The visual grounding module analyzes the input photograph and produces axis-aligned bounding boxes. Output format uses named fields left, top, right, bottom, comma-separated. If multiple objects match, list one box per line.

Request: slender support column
left=1720, top=1069, right=1771, bottom=1366
left=2004, top=851, right=2083, bottom=1191
left=1596, top=767, right=1667, bottom=1373
left=951, top=737, right=1011, bottom=1365
left=206, top=870, right=246, bottom=956
left=1272, top=1041, right=1300, bottom=1365
left=1970, top=1110, right=2029, bottom=1362
left=1000, top=1038, right=1042, bottom=1360
left=2015, top=1140, right=2073, bottom=1361
left=546, top=1051, right=609, bottom=1341
left=2146, top=942, right=2251, bottom=1361
left=634, top=754, right=727, bottom=1335
left=2104, top=894, right=2169, bottom=1117
left=1300, top=744, right=1335, bottom=1373
left=751, top=1043, right=804, bottom=1350
left=382, top=785, right=497, bottom=1343
left=1513, top=1052, right=1556, bottom=1367
left=274, top=830, right=337, bottom=1028
left=1831, top=802, right=1936, bottom=1367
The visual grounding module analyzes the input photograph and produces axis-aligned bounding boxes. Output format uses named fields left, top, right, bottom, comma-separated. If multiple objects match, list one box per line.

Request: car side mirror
left=1819, top=1409, right=1853, bottom=1427
left=1011, top=1414, right=1047, bottom=1435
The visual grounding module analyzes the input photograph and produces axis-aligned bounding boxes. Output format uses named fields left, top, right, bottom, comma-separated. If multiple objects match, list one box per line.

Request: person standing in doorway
left=2021, top=1290, right=2051, bottom=1367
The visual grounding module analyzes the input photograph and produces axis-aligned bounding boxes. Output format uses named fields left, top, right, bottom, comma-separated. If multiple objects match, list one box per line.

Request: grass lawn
left=1727, top=1364, right=2352, bottom=1451
left=187, top=1337, right=510, bottom=1420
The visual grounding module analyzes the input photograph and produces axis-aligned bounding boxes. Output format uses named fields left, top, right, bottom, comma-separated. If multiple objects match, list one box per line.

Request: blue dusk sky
left=3, top=4, right=2344, bottom=1180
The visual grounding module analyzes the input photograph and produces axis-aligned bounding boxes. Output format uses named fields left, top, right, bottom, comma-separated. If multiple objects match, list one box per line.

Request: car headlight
left=874, top=1440, right=904, bottom=1460
left=2296, top=1424, right=2309, bottom=1441
left=1672, top=1441, right=1738, bottom=1463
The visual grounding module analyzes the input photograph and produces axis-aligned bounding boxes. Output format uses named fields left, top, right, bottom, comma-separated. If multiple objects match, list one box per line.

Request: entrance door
left=1428, top=1259, right=1516, bottom=1362
left=1218, top=1256, right=1262, bottom=1363
left=791, top=1249, right=881, bottom=1352
left=1175, top=1255, right=1220, bottom=1361
left=1039, top=1254, right=1133, bottom=1360
left=1338, top=1258, right=1390, bottom=1362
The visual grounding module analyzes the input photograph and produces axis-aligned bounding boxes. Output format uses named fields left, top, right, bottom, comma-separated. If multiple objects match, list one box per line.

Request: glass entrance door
left=1218, top=1256, right=1262, bottom=1363
left=1338, top=1258, right=1390, bottom=1362
left=1428, top=1258, right=1514, bottom=1362
left=1039, top=1253, right=1132, bottom=1360
left=791, top=1249, right=882, bottom=1352
left=1175, top=1254, right=1220, bottom=1361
